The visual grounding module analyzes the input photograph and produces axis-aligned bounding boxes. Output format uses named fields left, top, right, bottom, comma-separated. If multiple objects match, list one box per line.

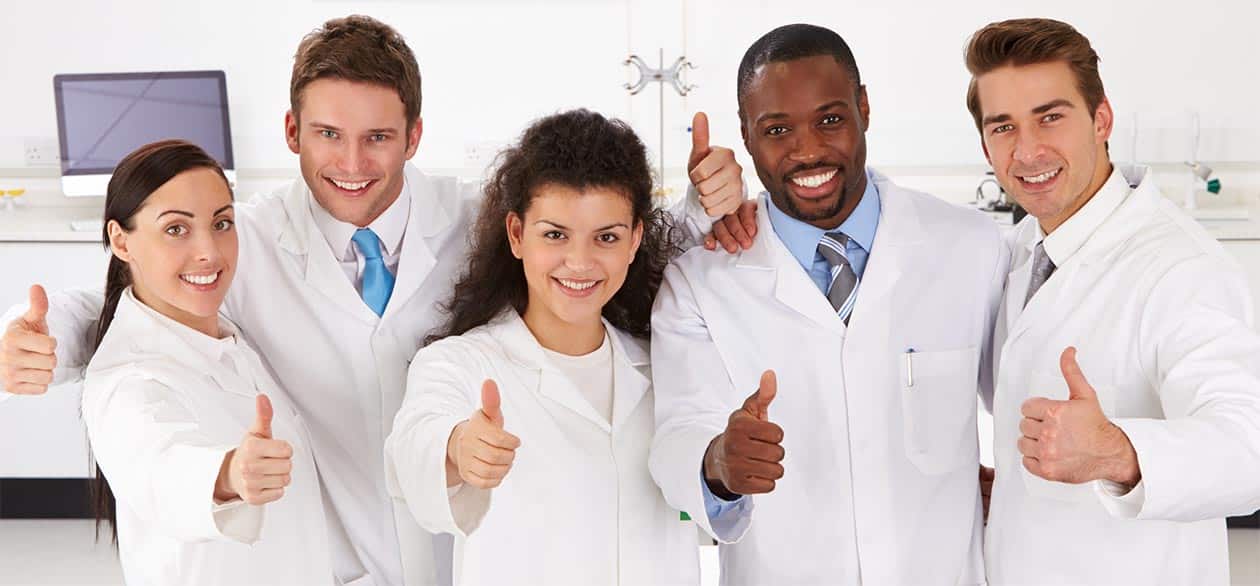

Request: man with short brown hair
left=968, top=17, right=1260, bottom=585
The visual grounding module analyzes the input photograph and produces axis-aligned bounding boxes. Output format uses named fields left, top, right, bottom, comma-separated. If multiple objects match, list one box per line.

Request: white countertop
left=0, top=207, right=104, bottom=243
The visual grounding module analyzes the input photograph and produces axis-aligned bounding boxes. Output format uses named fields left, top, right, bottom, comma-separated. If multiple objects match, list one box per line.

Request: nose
left=564, top=241, right=597, bottom=273
left=337, top=139, right=367, bottom=176
left=193, top=228, right=226, bottom=266
left=787, top=127, right=825, bottom=165
left=1012, top=126, right=1047, bottom=167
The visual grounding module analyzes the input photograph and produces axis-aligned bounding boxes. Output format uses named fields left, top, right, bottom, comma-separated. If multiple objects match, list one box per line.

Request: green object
left=1207, top=178, right=1222, bottom=194
left=680, top=511, right=692, bottom=521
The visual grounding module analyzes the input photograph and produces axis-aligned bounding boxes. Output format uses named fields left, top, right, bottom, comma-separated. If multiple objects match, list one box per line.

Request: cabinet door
left=0, top=242, right=109, bottom=478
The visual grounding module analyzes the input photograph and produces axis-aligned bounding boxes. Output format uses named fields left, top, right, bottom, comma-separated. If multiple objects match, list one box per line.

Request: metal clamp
left=624, top=54, right=696, bottom=96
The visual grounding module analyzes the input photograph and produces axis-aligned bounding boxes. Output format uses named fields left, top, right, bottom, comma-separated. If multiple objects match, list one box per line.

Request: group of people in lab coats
left=2, top=12, right=1259, bottom=586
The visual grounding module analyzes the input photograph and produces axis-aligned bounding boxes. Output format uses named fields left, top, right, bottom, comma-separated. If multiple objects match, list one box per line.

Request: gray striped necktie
left=817, top=231, right=860, bottom=322
left=1024, top=242, right=1056, bottom=308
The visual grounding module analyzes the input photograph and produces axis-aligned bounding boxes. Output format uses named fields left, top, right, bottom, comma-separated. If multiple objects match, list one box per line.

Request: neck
left=132, top=286, right=222, bottom=339
left=520, top=304, right=606, bottom=356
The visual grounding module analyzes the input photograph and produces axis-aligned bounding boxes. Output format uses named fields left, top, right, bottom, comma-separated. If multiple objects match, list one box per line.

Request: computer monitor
left=53, top=70, right=235, bottom=197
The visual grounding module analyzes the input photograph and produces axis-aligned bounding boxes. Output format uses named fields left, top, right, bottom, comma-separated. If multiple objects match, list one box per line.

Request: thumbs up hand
left=703, top=370, right=786, bottom=499
left=688, top=112, right=745, bottom=220
left=446, top=380, right=521, bottom=490
left=1017, top=347, right=1141, bottom=487
left=215, top=394, right=295, bottom=505
left=1, top=285, right=58, bottom=395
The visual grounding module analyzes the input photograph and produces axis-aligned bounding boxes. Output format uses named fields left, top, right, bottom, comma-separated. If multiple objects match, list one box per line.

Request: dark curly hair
left=427, top=109, right=681, bottom=344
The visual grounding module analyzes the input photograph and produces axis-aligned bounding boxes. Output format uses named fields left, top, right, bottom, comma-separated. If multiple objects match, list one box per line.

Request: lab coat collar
left=733, top=168, right=920, bottom=333
left=275, top=163, right=448, bottom=324
left=308, top=177, right=411, bottom=261
left=490, top=310, right=650, bottom=432
left=1035, top=165, right=1135, bottom=267
left=92, top=288, right=256, bottom=399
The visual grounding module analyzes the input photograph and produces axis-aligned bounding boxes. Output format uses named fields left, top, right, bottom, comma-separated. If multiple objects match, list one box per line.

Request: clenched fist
left=215, top=394, right=294, bottom=505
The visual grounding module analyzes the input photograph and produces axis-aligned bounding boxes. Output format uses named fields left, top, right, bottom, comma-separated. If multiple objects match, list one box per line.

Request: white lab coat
left=82, top=288, right=335, bottom=586
left=2, top=163, right=716, bottom=585
left=12, top=164, right=484, bottom=586
left=984, top=165, right=1260, bottom=586
left=650, top=171, right=1008, bottom=586
left=384, top=312, right=701, bottom=586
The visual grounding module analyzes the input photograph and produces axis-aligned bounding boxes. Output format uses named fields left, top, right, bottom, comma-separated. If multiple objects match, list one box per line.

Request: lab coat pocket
left=900, top=346, right=980, bottom=475
left=1019, top=370, right=1116, bottom=504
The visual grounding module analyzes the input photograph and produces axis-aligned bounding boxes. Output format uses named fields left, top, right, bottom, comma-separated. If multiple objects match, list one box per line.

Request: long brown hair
left=426, top=109, right=681, bottom=344
left=91, top=139, right=232, bottom=542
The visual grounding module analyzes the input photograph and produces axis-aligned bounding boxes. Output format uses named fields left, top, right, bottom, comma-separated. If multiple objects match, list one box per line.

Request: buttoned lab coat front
left=985, top=165, right=1260, bottom=586
left=650, top=171, right=1008, bottom=586
left=82, top=290, right=334, bottom=586
left=384, top=313, right=701, bottom=586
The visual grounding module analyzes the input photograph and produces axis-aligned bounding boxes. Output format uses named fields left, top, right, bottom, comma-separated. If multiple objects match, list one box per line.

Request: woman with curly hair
left=384, top=109, right=706, bottom=585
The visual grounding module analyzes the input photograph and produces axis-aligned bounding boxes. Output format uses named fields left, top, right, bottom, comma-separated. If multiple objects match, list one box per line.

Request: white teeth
left=1021, top=169, right=1060, bottom=184
left=181, top=272, right=219, bottom=285
left=790, top=169, right=837, bottom=189
left=331, top=178, right=371, bottom=190
left=557, top=278, right=596, bottom=291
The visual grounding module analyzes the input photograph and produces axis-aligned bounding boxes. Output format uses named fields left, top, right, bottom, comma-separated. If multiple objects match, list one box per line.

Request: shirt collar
left=122, top=287, right=239, bottom=362
left=309, top=176, right=412, bottom=262
left=765, top=168, right=881, bottom=268
left=1036, top=166, right=1131, bottom=266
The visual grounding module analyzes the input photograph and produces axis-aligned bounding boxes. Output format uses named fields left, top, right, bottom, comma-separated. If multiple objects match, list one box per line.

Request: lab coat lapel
left=498, top=313, right=613, bottom=433
left=383, top=166, right=444, bottom=320
left=608, top=328, right=650, bottom=432
left=736, top=194, right=845, bottom=334
left=276, top=179, right=379, bottom=325
left=843, top=174, right=922, bottom=344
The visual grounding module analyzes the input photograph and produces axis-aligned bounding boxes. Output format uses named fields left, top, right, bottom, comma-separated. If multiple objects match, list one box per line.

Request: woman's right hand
left=215, top=394, right=294, bottom=505
left=445, top=379, right=521, bottom=489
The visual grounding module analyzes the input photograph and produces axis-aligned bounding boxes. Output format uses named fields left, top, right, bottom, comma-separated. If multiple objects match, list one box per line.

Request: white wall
left=0, top=0, right=1257, bottom=184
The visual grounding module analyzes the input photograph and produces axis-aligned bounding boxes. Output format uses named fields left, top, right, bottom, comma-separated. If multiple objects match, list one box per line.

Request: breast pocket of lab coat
left=900, top=346, right=981, bottom=475
left=1018, top=370, right=1118, bottom=504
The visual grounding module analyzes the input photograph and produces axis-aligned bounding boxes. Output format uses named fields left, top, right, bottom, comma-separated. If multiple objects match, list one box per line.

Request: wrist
left=213, top=449, right=238, bottom=503
left=1102, top=423, right=1141, bottom=487
left=702, top=434, right=739, bottom=501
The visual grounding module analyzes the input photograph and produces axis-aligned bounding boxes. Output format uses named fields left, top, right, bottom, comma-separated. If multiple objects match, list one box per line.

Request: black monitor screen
left=54, top=70, right=233, bottom=175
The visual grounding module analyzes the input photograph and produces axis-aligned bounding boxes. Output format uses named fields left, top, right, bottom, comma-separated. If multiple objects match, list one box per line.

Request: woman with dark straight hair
left=385, top=109, right=704, bottom=585
left=81, top=139, right=335, bottom=585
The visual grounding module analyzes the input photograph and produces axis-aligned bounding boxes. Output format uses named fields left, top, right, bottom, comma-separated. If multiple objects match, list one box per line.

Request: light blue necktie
left=351, top=228, right=395, bottom=316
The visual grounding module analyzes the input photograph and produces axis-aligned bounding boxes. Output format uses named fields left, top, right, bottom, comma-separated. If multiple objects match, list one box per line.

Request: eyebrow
left=310, top=121, right=397, bottom=135
left=535, top=220, right=630, bottom=231
left=156, top=204, right=234, bottom=220
left=755, top=100, right=849, bottom=126
left=982, top=99, right=1076, bottom=127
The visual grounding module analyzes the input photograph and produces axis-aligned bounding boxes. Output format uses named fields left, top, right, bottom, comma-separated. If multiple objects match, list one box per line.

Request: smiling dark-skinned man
left=649, top=23, right=1009, bottom=585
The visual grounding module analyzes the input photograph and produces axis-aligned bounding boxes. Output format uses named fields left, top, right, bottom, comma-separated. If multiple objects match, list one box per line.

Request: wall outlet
left=24, top=137, right=60, bottom=167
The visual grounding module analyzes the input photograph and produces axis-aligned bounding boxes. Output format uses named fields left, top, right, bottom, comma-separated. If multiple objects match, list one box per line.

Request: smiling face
left=508, top=184, right=644, bottom=344
left=975, top=60, right=1113, bottom=234
left=740, top=54, right=870, bottom=230
left=107, top=167, right=237, bottom=336
left=285, top=78, right=422, bottom=227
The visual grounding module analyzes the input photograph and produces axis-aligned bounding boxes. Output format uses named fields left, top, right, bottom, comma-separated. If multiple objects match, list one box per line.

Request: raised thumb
left=1060, top=347, right=1097, bottom=401
left=480, top=379, right=503, bottom=426
left=23, top=285, right=49, bottom=334
left=689, top=112, right=711, bottom=170
left=251, top=394, right=274, bottom=438
left=744, top=370, right=777, bottom=420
